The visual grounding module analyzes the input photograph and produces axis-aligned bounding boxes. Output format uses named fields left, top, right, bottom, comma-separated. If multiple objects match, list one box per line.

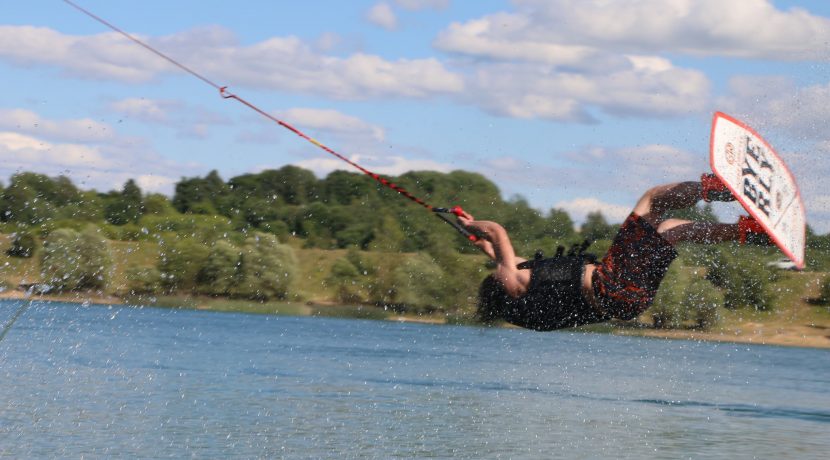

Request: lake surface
left=1, top=299, right=828, bottom=459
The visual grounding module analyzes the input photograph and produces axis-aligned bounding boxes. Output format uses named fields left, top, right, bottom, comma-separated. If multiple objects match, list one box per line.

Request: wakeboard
left=710, top=112, right=806, bottom=269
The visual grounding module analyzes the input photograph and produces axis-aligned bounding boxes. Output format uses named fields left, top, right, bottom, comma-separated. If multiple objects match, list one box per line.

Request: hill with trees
left=1, top=168, right=829, bottom=339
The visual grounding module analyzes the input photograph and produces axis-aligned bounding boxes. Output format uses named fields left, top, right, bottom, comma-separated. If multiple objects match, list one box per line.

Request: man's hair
left=476, top=274, right=512, bottom=324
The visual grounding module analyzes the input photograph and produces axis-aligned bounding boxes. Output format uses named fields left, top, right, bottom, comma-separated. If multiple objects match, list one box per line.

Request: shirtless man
left=457, top=174, right=767, bottom=331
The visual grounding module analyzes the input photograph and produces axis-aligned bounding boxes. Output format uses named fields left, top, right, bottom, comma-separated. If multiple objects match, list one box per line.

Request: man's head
left=476, top=274, right=512, bottom=323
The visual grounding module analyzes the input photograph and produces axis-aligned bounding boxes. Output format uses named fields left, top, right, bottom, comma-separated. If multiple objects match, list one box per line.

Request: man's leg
left=632, top=181, right=702, bottom=228
left=630, top=180, right=747, bottom=245
left=656, top=219, right=739, bottom=245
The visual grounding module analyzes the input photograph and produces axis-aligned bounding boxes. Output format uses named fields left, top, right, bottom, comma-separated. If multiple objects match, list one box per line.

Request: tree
left=198, top=240, right=242, bottom=296
left=237, top=233, right=297, bottom=300
left=158, top=238, right=211, bottom=292
left=125, top=265, right=163, bottom=295
left=580, top=211, right=615, bottom=241
left=368, top=214, right=407, bottom=252
left=544, top=208, right=576, bottom=240
left=326, top=256, right=363, bottom=303
left=820, top=276, right=830, bottom=304
left=41, top=226, right=112, bottom=291
left=105, top=179, right=144, bottom=225
left=322, top=170, right=375, bottom=205
left=56, top=190, right=104, bottom=221
left=173, top=170, right=228, bottom=213
left=706, top=247, right=778, bottom=311
left=682, top=280, right=722, bottom=329
left=7, top=231, right=38, bottom=258
left=0, top=172, right=59, bottom=224
left=143, top=193, right=177, bottom=216
left=391, top=253, right=447, bottom=313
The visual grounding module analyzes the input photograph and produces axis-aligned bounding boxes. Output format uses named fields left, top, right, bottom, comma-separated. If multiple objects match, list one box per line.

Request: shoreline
left=2, top=290, right=828, bottom=350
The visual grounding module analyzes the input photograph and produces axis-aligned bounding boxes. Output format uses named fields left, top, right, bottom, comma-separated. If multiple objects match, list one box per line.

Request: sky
left=2, top=0, right=830, bottom=232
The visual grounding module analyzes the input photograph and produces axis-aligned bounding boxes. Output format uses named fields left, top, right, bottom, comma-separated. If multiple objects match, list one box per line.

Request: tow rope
left=62, top=0, right=479, bottom=242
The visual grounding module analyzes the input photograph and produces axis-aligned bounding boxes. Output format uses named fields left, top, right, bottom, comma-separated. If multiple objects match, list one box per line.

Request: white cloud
left=292, top=154, right=453, bottom=178
left=500, top=0, right=830, bottom=60
left=106, top=97, right=231, bottom=139
left=554, top=197, right=632, bottom=224
left=716, top=77, right=830, bottom=233
left=459, top=59, right=709, bottom=122
left=0, top=132, right=110, bottom=168
left=0, top=108, right=114, bottom=143
left=367, top=3, right=398, bottom=30
left=134, top=174, right=178, bottom=193
left=0, top=25, right=464, bottom=101
left=0, top=111, right=200, bottom=194
left=0, top=131, right=183, bottom=194
left=434, top=4, right=712, bottom=121
left=0, top=26, right=172, bottom=83
left=108, top=98, right=174, bottom=123
left=433, top=0, right=830, bottom=121
left=718, top=77, right=830, bottom=142
left=280, top=108, right=385, bottom=142
left=570, top=144, right=704, bottom=180
left=395, top=0, right=450, bottom=10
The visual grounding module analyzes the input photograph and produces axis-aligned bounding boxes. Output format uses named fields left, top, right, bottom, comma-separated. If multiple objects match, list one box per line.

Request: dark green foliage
left=140, top=214, right=235, bottom=243
left=0, top=172, right=79, bottom=224
left=545, top=208, right=577, bottom=240
left=651, top=263, right=687, bottom=328
left=7, top=231, right=37, bottom=258
left=236, top=233, right=297, bottom=300
left=368, top=214, right=407, bottom=252
left=682, top=279, right=723, bottom=329
left=819, top=276, right=830, bottom=304
left=104, top=179, right=145, bottom=225
left=158, top=238, right=211, bottom=292
left=125, top=265, right=163, bottom=295
left=650, top=263, right=722, bottom=329
left=143, top=193, right=177, bottom=216
left=580, top=211, right=616, bottom=241
left=321, top=171, right=375, bottom=205
left=326, top=256, right=363, bottom=303
left=41, top=226, right=112, bottom=291
left=172, top=170, right=228, bottom=213
left=198, top=240, right=242, bottom=296
left=390, top=253, right=447, bottom=313
left=707, top=246, right=778, bottom=311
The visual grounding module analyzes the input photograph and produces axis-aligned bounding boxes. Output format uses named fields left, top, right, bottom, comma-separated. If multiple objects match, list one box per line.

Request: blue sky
left=2, top=0, right=830, bottom=232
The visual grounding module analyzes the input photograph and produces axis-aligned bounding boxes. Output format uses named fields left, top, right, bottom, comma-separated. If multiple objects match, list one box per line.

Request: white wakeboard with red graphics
left=710, top=112, right=806, bottom=269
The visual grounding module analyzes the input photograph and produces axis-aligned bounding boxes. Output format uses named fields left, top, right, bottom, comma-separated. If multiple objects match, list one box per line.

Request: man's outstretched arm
left=456, top=211, right=529, bottom=297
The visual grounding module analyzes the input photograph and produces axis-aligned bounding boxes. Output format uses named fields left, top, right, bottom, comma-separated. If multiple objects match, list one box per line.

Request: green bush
left=140, top=214, right=235, bottom=243
left=650, top=264, right=689, bottom=328
left=125, top=265, right=163, bottom=295
left=236, top=233, right=297, bottom=300
left=198, top=240, right=242, bottom=296
left=819, top=276, right=830, bottom=304
left=158, top=238, right=211, bottom=292
left=390, top=253, right=447, bottom=313
left=41, top=226, right=112, bottom=291
left=681, top=279, right=723, bottom=329
left=707, top=246, right=778, bottom=311
left=7, top=231, right=38, bottom=258
left=326, top=257, right=363, bottom=304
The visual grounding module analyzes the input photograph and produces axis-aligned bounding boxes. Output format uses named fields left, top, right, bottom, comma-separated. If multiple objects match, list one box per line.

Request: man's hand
left=456, top=211, right=496, bottom=259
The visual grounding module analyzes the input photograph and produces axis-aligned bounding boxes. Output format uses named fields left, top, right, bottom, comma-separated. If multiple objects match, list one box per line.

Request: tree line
left=2, top=168, right=829, bottom=328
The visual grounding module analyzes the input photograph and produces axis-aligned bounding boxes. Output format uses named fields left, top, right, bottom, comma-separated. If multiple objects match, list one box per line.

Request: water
left=1, top=300, right=828, bottom=459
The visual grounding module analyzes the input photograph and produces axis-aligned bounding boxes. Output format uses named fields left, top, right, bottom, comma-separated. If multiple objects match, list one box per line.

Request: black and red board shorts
left=591, top=213, right=677, bottom=321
